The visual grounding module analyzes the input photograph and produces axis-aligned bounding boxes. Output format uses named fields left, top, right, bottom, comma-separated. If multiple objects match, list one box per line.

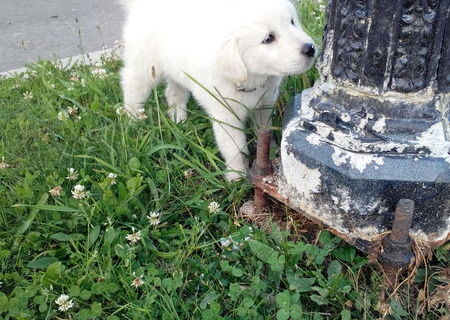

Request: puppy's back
left=122, top=0, right=234, bottom=63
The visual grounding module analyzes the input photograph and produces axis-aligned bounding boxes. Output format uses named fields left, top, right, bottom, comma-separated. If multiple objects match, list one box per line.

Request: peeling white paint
left=332, top=187, right=382, bottom=215
left=306, top=132, right=322, bottom=146
left=395, top=145, right=406, bottom=153
left=296, top=97, right=449, bottom=162
left=378, top=206, right=389, bottom=214
left=414, top=122, right=450, bottom=163
left=357, top=117, right=369, bottom=133
left=305, top=122, right=333, bottom=146
left=409, top=205, right=450, bottom=247
left=281, top=115, right=323, bottom=201
left=278, top=76, right=450, bottom=247
left=331, top=189, right=351, bottom=212
left=351, top=226, right=382, bottom=237
left=437, top=94, right=450, bottom=141
left=278, top=166, right=449, bottom=245
left=410, top=216, right=450, bottom=247
left=341, top=113, right=351, bottom=122
left=372, top=116, right=387, bottom=133
left=280, top=150, right=322, bottom=201
left=278, top=179, right=348, bottom=236
left=298, top=86, right=317, bottom=121
left=317, top=30, right=335, bottom=77
left=331, top=146, right=384, bottom=173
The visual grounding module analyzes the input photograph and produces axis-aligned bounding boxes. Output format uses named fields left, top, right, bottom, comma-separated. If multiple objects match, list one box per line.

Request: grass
left=0, top=1, right=449, bottom=319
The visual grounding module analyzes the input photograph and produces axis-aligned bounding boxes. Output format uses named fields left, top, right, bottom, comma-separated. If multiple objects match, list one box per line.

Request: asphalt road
left=0, top=0, right=124, bottom=72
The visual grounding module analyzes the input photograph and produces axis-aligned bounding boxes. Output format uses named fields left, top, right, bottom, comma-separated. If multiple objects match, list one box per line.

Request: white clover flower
left=0, top=157, right=10, bottom=169
left=131, top=276, right=144, bottom=288
left=66, top=106, right=81, bottom=121
left=23, top=91, right=33, bottom=100
left=55, top=294, right=74, bottom=312
left=107, top=173, right=117, bottom=185
left=11, top=84, right=20, bottom=90
left=147, top=212, right=161, bottom=226
left=57, top=111, right=69, bottom=121
left=71, top=184, right=87, bottom=200
left=126, top=228, right=141, bottom=244
left=67, top=106, right=78, bottom=116
left=92, top=67, right=108, bottom=79
left=183, top=169, right=194, bottom=179
left=137, top=108, right=148, bottom=120
left=319, top=4, right=326, bottom=11
left=208, top=201, right=220, bottom=213
left=50, top=83, right=56, bottom=89
left=66, top=168, right=79, bottom=180
left=49, top=186, right=63, bottom=197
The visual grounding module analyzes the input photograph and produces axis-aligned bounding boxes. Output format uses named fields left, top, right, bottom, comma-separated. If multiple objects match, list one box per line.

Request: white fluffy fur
left=120, top=0, right=315, bottom=181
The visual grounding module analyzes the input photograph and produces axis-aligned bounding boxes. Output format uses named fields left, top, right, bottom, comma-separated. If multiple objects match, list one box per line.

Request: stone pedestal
left=277, top=0, right=450, bottom=249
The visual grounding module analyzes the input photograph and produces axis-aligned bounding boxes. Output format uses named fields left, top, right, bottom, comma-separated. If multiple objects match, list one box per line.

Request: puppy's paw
left=167, top=107, right=187, bottom=123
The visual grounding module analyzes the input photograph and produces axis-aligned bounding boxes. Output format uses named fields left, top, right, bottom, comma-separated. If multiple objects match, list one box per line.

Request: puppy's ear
left=218, top=36, right=248, bottom=84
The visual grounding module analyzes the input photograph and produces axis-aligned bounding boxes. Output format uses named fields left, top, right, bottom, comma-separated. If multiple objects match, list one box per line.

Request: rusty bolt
left=380, top=198, right=415, bottom=267
left=380, top=198, right=415, bottom=287
left=389, top=198, right=415, bottom=245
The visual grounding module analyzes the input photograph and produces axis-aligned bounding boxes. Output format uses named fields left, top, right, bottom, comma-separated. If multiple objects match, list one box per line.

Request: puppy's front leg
left=254, top=77, right=282, bottom=130
left=254, top=104, right=273, bottom=130
left=211, top=118, right=248, bottom=182
left=120, top=61, right=158, bottom=119
left=165, top=80, right=189, bottom=123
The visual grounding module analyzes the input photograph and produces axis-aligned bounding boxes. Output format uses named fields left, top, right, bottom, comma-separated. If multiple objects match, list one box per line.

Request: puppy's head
left=219, top=0, right=316, bottom=84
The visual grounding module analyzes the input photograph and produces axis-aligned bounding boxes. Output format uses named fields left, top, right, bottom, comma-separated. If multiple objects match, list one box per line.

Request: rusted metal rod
left=389, top=199, right=415, bottom=244
left=253, top=129, right=273, bottom=212
left=380, top=198, right=415, bottom=287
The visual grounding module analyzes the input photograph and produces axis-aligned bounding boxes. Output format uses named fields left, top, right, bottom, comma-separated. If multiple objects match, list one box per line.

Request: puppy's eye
left=262, top=33, right=275, bottom=44
left=291, top=19, right=295, bottom=25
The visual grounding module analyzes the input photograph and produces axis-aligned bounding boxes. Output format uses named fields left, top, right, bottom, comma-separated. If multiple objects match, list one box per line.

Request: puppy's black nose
left=301, top=43, right=316, bottom=58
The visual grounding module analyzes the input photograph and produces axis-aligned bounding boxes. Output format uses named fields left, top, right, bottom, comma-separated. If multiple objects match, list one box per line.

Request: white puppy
left=120, top=0, right=316, bottom=181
